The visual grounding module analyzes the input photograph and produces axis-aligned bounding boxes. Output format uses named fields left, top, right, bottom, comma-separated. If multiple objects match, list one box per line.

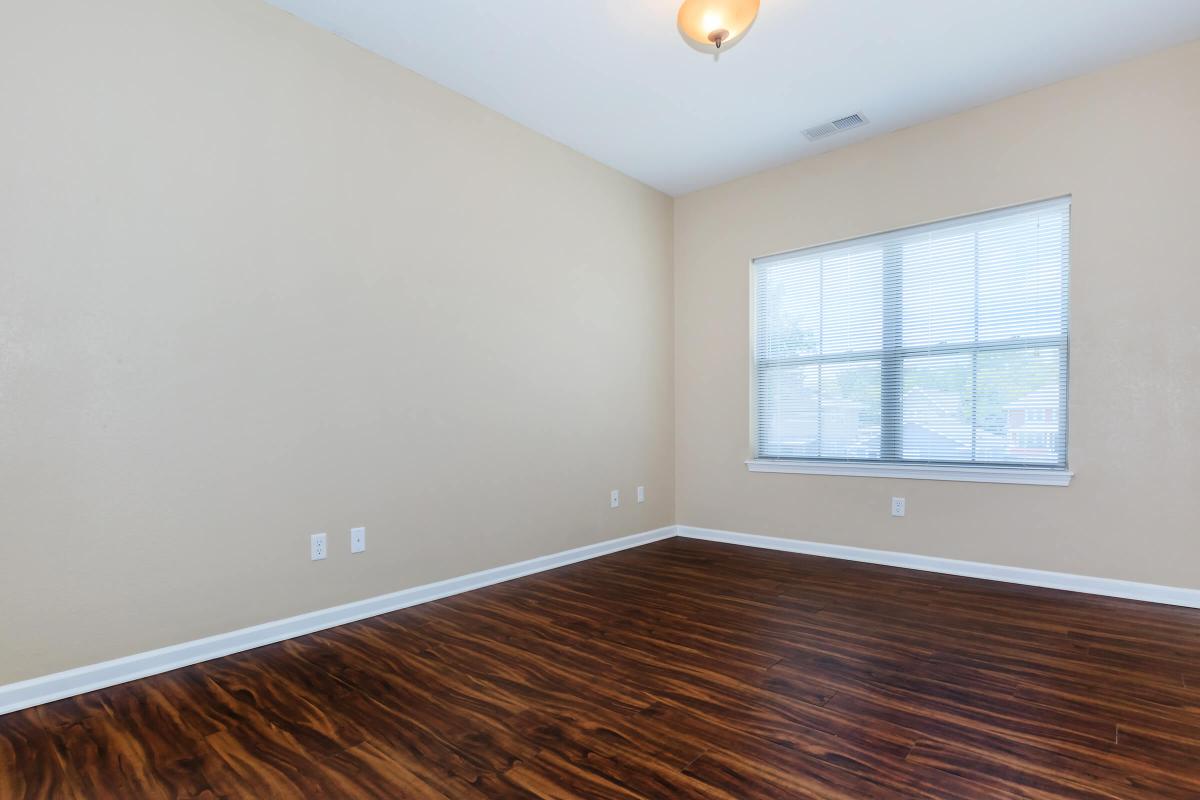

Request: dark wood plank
left=3, top=537, right=1200, bottom=798
left=0, top=710, right=81, bottom=800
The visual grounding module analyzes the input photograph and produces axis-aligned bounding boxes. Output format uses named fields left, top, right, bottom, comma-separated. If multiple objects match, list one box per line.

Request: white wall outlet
left=350, top=526, right=366, bottom=554
left=891, top=497, right=906, bottom=517
left=610, top=489, right=620, bottom=509
left=310, top=532, right=328, bottom=560
left=637, top=485, right=645, bottom=504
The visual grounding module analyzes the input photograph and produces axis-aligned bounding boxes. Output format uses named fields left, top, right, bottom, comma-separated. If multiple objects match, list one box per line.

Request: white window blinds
left=753, top=197, right=1070, bottom=470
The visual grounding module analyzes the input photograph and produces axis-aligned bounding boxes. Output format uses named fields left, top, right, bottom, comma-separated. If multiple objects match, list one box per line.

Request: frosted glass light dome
left=677, top=0, right=760, bottom=51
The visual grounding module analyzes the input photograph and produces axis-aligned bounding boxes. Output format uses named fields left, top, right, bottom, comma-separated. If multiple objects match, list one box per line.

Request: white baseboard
left=0, top=526, right=675, bottom=716
left=678, top=525, right=1200, bottom=609
left=7, top=522, right=1198, bottom=716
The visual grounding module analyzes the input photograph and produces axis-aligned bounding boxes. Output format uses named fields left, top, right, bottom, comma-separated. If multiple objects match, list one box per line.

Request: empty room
left=3, top=0, right=1200, bottom=797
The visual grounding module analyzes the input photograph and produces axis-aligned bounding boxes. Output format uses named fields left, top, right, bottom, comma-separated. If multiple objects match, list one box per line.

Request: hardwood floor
left=4, top=537, right=1200, bottom=798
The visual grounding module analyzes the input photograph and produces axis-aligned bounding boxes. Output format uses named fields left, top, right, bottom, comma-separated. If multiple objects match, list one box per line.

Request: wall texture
left=675, top=40, right=1200, bottom=589
left=0, top=0, right=674, bottom=684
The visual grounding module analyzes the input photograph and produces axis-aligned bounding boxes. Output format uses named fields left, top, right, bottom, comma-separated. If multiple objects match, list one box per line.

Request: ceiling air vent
left=803, top=112, right=869, bottom=142
left=832, top=113, right=867, bottom=130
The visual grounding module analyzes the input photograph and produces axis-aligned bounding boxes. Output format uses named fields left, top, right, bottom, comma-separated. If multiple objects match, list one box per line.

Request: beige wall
left=0, top=0, right=674, bottom=684
left=675, top=40, right=1200, bottom=589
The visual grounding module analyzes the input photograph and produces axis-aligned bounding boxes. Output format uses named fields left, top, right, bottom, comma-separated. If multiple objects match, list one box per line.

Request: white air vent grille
left=832, top=113, right=866, bottom=130
left=802, top=122, right=838, bottom=140
left=804, top=112, right=869, bottom=142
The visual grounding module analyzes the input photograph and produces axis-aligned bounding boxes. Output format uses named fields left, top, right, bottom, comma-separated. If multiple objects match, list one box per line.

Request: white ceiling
left=266, top=0, right=1200, bottom=195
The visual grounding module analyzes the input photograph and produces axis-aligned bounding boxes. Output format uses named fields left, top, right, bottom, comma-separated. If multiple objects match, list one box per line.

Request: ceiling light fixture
left=677, top=0, right=760, bottom=52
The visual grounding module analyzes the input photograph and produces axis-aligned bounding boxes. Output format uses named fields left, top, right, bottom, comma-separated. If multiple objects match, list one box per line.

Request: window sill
left=745, top=459, right=1073, bottom=486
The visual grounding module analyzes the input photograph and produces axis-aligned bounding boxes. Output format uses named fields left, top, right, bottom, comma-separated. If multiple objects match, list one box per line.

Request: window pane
left=757, top=361, right=881, bottom=460
left=756, top=364, right=818, bottom=458
left=978, top=210, right=1067, bottom=341
left=901, top=353, right=977, bottom=462
left=755, top=257, right=820, bottom=361
left=819, top=361, right=881, bottom=459
left=821, top=248, right=882, bottom=355
left=976, top=347, right=1065, bottom=465
left=901, top=230, right=976, bottom=348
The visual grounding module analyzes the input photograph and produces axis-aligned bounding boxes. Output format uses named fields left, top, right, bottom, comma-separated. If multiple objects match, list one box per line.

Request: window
left=751, top=197, right=1070, bottom=484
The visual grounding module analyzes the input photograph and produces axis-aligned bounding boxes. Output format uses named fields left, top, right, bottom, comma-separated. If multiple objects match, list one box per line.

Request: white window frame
left=747, top=198, right=1073, bottom=487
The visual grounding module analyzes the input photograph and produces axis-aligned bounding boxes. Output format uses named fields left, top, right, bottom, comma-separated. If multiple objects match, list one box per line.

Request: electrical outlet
left=350, top=526, right=366, bottom=554
left=891, top=497, right=906, bottom=517
left=637, top=485, right=645, bottom=503
left=610, top=489, right=620, bottom=509
left=310, top=532, right=328, bottom=560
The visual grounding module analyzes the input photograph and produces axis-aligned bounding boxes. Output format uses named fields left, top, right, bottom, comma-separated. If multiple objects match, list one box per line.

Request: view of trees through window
left=754, top=198, right=1069, bottom=468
